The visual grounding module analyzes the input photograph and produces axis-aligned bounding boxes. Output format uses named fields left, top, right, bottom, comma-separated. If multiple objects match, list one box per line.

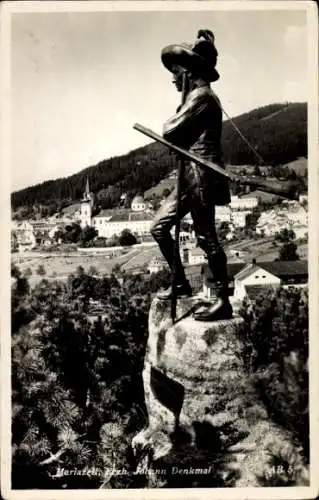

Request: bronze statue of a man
left=150, top=29, right=232, bottom=321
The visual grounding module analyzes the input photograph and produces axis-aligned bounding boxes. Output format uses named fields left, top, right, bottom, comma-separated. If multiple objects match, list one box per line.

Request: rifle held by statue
left=133, top=123, right=302, bottom=201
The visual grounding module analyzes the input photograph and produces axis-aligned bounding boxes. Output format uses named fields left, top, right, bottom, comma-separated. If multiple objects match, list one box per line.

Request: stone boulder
left=132, top=296, right=308, bottom=488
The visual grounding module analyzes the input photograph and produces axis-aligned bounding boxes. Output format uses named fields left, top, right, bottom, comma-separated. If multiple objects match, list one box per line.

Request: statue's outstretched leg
left=151, top=188, right=192, bottom=300
left=189, top=180, right=233, bottom=321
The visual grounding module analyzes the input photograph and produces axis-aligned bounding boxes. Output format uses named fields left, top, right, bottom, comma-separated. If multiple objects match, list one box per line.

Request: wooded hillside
left=11, top=102, right=307, bottom=211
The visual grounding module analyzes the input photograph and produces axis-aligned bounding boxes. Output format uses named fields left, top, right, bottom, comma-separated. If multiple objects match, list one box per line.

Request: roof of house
left=231, top=195, right=258, bottom=202
left=235, top=263, right=261, bottom=281
left=110, top=212, right=154, bottom=222
left=132, top=195, right=145, bottom=204
left=94, top=208, right=154, bottom=222
left=31, top=220, right=57, bottom=229
left=235, top=260, right=308, bottom=280
left=202, top=262, right=245, bottom=282
left=226, top=254, right=247, bottom=264
left=95, top=208, right=124, bottom=218
left=231, top=210, right=252, bottom=216
left=260, top=260, right=308, bottom=276
left=148, top=255, right=167, bottom=266
left=202, top=260, right=308, bottom=282
left=189, top=247, right=205, bottom=257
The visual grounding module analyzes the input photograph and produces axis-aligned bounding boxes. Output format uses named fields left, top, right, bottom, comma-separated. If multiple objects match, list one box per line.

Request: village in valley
left=11, top=162, right=308, bottom=312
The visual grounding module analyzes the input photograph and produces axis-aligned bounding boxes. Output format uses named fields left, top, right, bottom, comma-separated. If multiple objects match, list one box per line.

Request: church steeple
left=83, top=177, right=91, bottom=201
left=80, top=177, right=94, bottom=228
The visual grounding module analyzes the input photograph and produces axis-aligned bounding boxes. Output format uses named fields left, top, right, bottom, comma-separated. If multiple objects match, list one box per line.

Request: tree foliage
left=218, top=221, right=230, bottom=241
left=79, top=226, right=98, bottom=244
left=222, top=102, right=307, bottom=165
left=60, top=223, right=83, bottom=244
left=11, top=261, right=309, bottom=487
left=275, top=228, right=296, bottom=243
left=36, top=264, right=46, bottom=276
left=245, top=206, right=262, bottom=234
left=11, top=265, right=174, bottom=488
left=239, top=286, right=309, bottom=459
left=279, top=241, right=300, bottom=261
left=275, top=228, right=299, bottom=261
left=119, top=229, right=137, bottom=247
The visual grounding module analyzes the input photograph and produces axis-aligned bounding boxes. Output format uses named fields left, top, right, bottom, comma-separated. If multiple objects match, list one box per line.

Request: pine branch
left=39, top=432, right=88, bottom=466
left=39, top=448, right=66, bottom=465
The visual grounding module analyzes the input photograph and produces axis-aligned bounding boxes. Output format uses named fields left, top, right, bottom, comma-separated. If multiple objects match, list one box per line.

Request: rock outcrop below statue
left=132, top=296, right=308, bottom=488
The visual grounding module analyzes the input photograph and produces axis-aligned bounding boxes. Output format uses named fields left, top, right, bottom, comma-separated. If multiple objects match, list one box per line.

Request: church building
left=79, top=183, right=153, bottom=239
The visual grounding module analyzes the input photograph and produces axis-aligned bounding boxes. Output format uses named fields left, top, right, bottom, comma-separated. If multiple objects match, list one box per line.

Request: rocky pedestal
left=132, top=296, right=308, bottom=488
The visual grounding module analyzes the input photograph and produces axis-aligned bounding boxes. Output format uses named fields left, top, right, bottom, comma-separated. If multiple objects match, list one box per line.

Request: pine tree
left=239, top=287, right=309, bottom=459
left=11, top=266, right=156, bottom=488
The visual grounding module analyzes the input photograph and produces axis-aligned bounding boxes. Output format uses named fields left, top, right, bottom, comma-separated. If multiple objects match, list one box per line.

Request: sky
left=10, top=3, right=309, bottom=191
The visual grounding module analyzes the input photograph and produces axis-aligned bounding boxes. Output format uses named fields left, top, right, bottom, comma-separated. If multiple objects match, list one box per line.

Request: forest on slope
left=11, top=102, right=307, bottom=212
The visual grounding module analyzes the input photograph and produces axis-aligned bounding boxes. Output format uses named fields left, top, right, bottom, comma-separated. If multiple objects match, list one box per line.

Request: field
left=231, top=238, right=307, bottom=261
left=12, top=235, right=307, bottom=288
left=144, top=174, right=176, bottom=198
left=11, top=247, right=142, bottom=286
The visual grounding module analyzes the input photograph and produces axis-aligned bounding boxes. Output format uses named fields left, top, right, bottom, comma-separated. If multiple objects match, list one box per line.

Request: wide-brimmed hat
left=161, top=29, right=219, bottom=82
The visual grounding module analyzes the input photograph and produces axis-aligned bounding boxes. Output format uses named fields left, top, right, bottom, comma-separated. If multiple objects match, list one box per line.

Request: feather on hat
left=161, top=29, right=219, bottom=82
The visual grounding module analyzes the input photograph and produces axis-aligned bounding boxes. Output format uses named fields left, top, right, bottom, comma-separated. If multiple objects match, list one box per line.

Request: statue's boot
left=193, top=250, right=232, bottom=321
left=154, top=237, right=192, bottom=300
left=193, top=296, right=232, bottom=321
left=157, top=280, right=192, bottom=300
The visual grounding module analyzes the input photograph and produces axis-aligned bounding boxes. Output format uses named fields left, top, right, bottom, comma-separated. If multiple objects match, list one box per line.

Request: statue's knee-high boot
left=152, top=232, right=192, bottom=299
left=193, top=250, right=232, bottom=321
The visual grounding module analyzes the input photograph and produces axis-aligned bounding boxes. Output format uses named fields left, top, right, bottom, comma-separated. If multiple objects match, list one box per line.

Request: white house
left=147, top=255, right=168, bottom=274
left=202, top=259, right=307, bottom=302
left=131, top=195, right=146, bottom=212
left=286, top=207, right=308, bottom=226
left=291, top=224, right=308, bottom=240
left=187, top=246, right=206, bottom=265
left=230, top=195, right=258, bottom=210
left=13, top=221, right=37, bottom=252
left=93, top=210, right=153, bottom=239
left=256, top=221, right=291, bottom=237
left=231, top=210, right=251, bottom=228
left=216, top=205, right=252, bottom=228
left=233, top=262, right=281, bottom=300
left=215, top=206, right=232, bottom=223
left=255, top=205, right=308, bottom=238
